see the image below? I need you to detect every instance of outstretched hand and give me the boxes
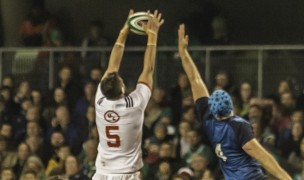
[178,24,189,50]
[122,9,134,31]
[143,10,165,34]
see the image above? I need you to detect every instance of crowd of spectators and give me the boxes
[0,63,303,180]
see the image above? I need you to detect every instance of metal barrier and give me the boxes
[0,45,303,97]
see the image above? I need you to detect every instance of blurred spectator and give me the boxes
[213,71,236,96]
[190,153,209,179]
[170,71,191,126]
[0,123,14,149]
[21,155,46,180]
[183,130,213,166]
[209,16,229,45]
[48,106,82,155]
[45,144,71,176]
[146,123,171,146]
[42,87,67,125]
[14,80,31,105]
[20,169,38,180]
[147,159,173,180]
[201,168,215,180]
[63,155,89,179]
[280,121,303,158]
[174,121,191,159]
[78,139,97,178]
[88,68,103,87]
[43,130,66,165]
[81,21,108,74]
[31,90,44,112]
[81,20,107,55]
[1,75,14,89]
[78,105,95,141]
[287,137,304,172]
[11,143,31,179]
[236,81,255,117]
[56,66,82,111]
[18,7,51,46]
[280,91,296,117]
[74,81,96,118]
[0,167,15,180]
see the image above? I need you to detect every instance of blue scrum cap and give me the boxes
[208,90,233,118]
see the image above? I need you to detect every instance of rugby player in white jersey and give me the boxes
[92,9,164,180]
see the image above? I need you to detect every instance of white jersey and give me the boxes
[94,83,151,174]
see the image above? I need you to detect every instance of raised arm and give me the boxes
[178,24,209,101]
[102,10,134,80]
[138,10,164,89]
[243,139,292,180]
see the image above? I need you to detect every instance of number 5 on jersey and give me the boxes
[106,126,121,147]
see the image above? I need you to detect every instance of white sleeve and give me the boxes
[130,83,152,109]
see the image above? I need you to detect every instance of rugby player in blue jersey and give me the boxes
[177,24,291,180]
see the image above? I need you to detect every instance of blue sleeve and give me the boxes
[230,120,255,147]
[195,97,211,123]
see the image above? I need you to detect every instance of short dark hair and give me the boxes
[100,72,123,100]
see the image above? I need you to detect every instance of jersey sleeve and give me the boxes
[230,121,255,147]
[195,97,211,123]
[131,83,152,108]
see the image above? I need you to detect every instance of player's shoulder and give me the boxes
[230,115,249,124]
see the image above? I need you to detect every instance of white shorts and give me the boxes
[92,171,141,180]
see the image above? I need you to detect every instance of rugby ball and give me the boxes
[127,12,154,35]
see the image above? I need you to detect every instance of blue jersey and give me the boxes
[196,97,265,180]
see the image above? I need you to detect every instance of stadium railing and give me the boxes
[0,45,303,97]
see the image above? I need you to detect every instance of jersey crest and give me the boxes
[104,111,120,123]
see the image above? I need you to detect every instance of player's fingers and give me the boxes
[159,19,165,26]
[185,35,189,42]
[129,9,134,16]
[154,9,158,18]
[157,13,162,21]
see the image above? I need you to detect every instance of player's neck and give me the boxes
[215,111,234,121]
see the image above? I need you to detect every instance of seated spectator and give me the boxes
[14,80,31,105]
[78,139,98,179]
[1,75,14,89]
[174,121,191,159]
[46,144,71,176]
[30,90,44,112]
[20,169,39,180]
[146,123,171,146]
[43,130,66,166]
[0,135,17,169]
[190,153,209,179]
[288,137,304,172]
[74,81,96,118]
[183,130,213,166]
[11,143,32,179]
[42,87,67,125]
[280,91,296,117]
[0,123,14,149]
[63,155,89,179]
[147,159,173,180]
[21,155,46,180]
[89,68,103,87]
[0,167,15,180]
[236,81,255,117]
[201,168,215,180]
[48,105,82,155]
[170,71,191,126]
[55,66,82,111]
[280,121,303,158]
[213,71,236,96]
